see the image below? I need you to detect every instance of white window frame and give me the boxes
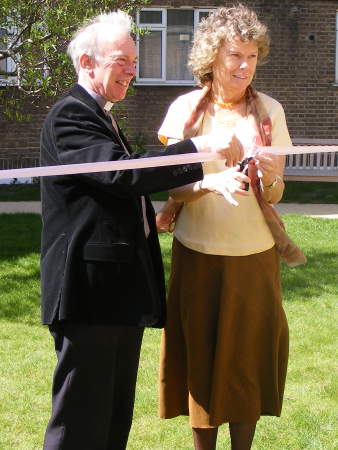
[0,25,17,86]
[136,8,166,83]
[135,8,214,86]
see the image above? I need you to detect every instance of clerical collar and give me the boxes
[77,82,113,112]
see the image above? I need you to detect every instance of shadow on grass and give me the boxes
[0,183,41,201]
[1,215,337,324]
[1,181,337,203]
[160,231,337,303]
[283,181,338,204]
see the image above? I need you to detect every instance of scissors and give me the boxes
[238,156,253,191]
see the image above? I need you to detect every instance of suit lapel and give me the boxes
[69,84,134,154]
[69,84,105,117]
[68,84,148,235]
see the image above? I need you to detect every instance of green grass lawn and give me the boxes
[0,214,337,449]
[0,180,338,203]
[0,184,41,202]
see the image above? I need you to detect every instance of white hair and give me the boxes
[67,10,134,73]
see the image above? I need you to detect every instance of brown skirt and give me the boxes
[159,239,289,428]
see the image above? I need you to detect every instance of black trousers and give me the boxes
[43,322,144,450]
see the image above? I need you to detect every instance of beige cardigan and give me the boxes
[158,90,292,256]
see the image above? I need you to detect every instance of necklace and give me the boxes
[212,96,245,110]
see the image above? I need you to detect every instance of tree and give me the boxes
[0,0,148,120]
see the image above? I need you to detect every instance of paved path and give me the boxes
[0,201,42,214]
[274,203,338,219]
[1,201,338,218]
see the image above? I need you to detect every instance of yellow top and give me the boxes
[158,90,292,256]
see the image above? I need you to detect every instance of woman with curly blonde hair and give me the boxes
[156,4,301,449]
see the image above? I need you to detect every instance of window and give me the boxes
[136,8,213,85]
[0,27,16,84]
[0,28,8,78]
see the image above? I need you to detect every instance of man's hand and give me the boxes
[191,133,244,167]
[200,167,250,206]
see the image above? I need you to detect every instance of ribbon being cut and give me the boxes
[0,145,336,180]
[1,145,337,268]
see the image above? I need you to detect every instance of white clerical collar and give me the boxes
[77,82,113,112]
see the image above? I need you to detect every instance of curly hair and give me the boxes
[189,4,270,85]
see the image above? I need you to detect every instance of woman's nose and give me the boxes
[239,60,249,69]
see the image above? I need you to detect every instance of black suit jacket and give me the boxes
[40,84,203,327]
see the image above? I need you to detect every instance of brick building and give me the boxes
[1,0,337,178]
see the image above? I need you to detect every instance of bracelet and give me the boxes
[262,175,281,189]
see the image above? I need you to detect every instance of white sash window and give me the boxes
[0,27,16,85]
[136,8,213,85]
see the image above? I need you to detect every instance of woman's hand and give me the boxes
[252,153,285,204]
[156,197,183,233]
[200,167,250,206]
[253,153,284,187]
[191,132,244,167]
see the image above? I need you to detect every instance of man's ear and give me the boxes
[79,53,95,71]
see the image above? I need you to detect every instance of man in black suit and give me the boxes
[40,10,246,450]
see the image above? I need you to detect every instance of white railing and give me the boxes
[285,139,338,180]
[0,155,39,170]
